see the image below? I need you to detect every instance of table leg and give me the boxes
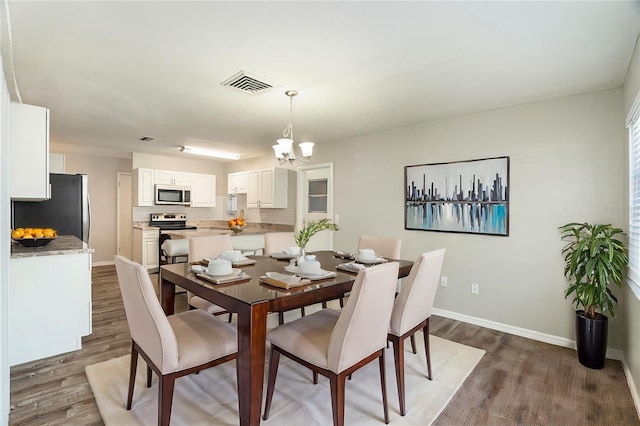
[160,277,175,316]
[236,301,269,426]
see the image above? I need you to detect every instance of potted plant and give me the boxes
[559,222,628,369]
[294,218,339,255]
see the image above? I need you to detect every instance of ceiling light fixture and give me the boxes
[273,90,314,164]
[180,146,241,160]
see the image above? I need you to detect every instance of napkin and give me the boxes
[336,262,366,273]
[260,272,311,289]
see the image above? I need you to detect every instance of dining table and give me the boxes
[159,250,413,426]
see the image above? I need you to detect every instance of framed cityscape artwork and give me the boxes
[405,156,509,236]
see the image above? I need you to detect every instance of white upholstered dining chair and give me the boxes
[263,232,296,255]
[262,262,400,426]
[387,248,445,416]
[358,235,402,259]
[263,232,307,323]
[114,255,238,426]
[329,235,403,308]
[188,234,234,317]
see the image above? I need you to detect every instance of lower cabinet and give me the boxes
[9,252,92,366]
[133,228,160,272]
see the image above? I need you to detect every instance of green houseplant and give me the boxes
[559,222,628,369]
[294,218,339,253]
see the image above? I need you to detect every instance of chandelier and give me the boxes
[273,90,314,164]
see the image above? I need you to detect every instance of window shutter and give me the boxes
[629,117,640,286]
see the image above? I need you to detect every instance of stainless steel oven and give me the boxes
[154,184,191,206]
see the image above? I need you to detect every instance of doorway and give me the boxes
[117,172,132,259]
[296,162,334,251]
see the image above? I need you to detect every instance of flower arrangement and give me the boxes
[294,218,339,250]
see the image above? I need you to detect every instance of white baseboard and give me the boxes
[622,355,640,420]
[431,308,624,361]
[92,260,114,267]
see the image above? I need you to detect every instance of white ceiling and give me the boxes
[3,1,640,161]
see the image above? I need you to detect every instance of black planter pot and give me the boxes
[575,310,608,369]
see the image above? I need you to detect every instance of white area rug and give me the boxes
[86,328,484,426]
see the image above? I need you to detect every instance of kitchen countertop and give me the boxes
[11,235,94,258]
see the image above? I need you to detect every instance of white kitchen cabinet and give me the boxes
[133,227,160,272]
[227,171,248,194]
[10,102,50,201]
[155,169,191,186]
[247,168,289,208]
[133,168,155,207]
[190,173,216,207]
[9,252,92,366]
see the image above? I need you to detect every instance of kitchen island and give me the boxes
[9,235,94,366]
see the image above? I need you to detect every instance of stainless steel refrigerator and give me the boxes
[12,173,90,243]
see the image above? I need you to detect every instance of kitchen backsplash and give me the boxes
[132,194,295,225]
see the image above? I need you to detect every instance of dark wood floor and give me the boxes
[9,265,640,425]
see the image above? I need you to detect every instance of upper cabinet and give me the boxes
[133,168,216,208]
[191,173,216,207]
[10,103,50,201]
[155,169,191,186]
[247,168,289,208]
[227,172,248,194]
[133,168,155,207]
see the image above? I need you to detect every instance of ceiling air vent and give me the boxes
[138,136,155,142]
[221,70,277,94]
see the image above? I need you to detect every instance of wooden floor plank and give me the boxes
[8,265,639,425]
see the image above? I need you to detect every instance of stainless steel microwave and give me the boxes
[154,185,191,206]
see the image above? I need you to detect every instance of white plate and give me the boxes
[354,256,386,265]
[271,252,299,260]
[204,268,241,278]
[284,265,336,279]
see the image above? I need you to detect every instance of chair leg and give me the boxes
[339,297,344,308]
[330,372,346,426]
[322,301,327,308]
[278,311,284,325]
[301,306,306,317]
[127,342,138,410]
[379,350,390,424]
[424,318,432,380]
[313,371,318,384]
[158,374,176,426]
[262,347,281,420]
[146,364,152,388]
[391,335,407,416]
[228,312,233,323]
[410,334,417,354]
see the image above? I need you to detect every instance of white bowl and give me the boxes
[283,246,301,256]
[357,249,376,261]
[207,258,233,276]
[298,255,322,275]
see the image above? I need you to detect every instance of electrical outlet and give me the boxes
[440,276,448,287]
[471,283,480,295]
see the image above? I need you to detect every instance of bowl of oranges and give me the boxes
[12,227,57,247]
[228,217,247,233]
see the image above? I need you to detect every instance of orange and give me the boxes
[43,229,55,238]
[11,229,24,239]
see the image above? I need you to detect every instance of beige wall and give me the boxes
[623,37,640,412]
[297,89,625,348]
[63,153,132,263]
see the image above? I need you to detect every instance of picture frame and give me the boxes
[405,156,509,236]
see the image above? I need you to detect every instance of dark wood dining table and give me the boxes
[159,250,413,426]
